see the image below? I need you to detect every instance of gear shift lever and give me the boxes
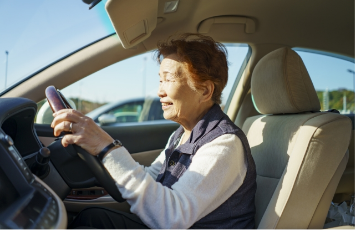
[30,147,51,179]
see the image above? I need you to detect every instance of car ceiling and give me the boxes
[142,0,354,58]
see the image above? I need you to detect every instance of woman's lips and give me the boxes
[161,102,173,109]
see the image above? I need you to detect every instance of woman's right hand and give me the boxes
[51,109,114,156]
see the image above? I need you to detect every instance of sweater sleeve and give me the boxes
[102,134,246,229]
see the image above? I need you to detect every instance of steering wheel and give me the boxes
[45,85,125,202]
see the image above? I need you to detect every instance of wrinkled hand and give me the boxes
[51,109,114,156]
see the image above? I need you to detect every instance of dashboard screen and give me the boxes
[0,167,20,213]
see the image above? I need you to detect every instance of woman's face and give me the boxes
[157,54,202,127]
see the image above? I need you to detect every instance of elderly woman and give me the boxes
[51,33,256,229]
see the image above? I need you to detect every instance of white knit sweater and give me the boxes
[102,133,246,229]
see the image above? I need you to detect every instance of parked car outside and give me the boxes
[86,97,165,125]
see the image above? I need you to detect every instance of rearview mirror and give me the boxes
[82,0,102,10]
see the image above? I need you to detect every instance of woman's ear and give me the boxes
[200,80,214,103]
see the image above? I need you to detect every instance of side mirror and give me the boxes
[98,114,116,125]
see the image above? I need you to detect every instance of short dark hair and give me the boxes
[155,33,228,104]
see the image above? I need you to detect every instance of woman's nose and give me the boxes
[157,84,167,98]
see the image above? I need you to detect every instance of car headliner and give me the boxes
[142,0,354,58]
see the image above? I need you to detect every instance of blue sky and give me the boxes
[1,0,354,105]
[0,0,114,91]
[297,51,354,92]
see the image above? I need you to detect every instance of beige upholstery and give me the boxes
[243,47,352,228]
[131,149,162,167]
[308,151,349,228]
[251,47,320,114]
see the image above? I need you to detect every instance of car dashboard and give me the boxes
[0,98,67,229]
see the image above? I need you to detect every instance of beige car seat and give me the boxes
[242,47,352,228]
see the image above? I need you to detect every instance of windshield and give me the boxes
[0,0,114,94]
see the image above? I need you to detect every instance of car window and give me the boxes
[35,44,250,125]
[294,49,354,114]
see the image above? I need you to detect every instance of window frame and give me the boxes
[223,45,252,113]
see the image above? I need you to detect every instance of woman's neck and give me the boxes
[180,102,214,144]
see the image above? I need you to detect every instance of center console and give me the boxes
[0,98,67,229]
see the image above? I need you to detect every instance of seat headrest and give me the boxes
[251,47,320,114]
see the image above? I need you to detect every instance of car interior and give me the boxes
[0,0,354,229]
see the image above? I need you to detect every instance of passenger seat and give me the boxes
[241,47,352,228]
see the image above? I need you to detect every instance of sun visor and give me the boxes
[105,0,158,49]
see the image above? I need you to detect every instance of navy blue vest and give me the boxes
[156,104,257,229]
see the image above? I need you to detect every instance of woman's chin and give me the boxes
[163,112,175,122]
[163,113,172,120]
